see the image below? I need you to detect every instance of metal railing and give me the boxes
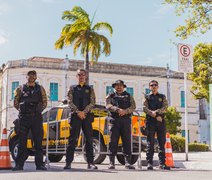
[45,109,145,169]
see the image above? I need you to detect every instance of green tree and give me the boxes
[55,6,113,83]
[188,43,212,101]
[164,0,212,39]
[165,106,181,135]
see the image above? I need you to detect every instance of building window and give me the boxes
[12,81,19,100]
[181,91,185,107]
[126,87,134,96]
[199,99,207,119]
[145,88,151,95]
[50,83,58,101]
[106,86,114,95]
[181,130,190,143]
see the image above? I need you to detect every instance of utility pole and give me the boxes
[64,54,69,100]
[166,64,171,106]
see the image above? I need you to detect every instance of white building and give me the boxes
[0,56,209,144]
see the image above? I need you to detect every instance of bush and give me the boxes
[169,135,210,152]
[188,143,209,152]
[165,107,181,135]
[170,134,185,152]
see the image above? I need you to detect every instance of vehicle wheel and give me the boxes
[9,138,20,161]
[9,138,30,161]
[116,154,139,165]
[83,138,107,164]
[48,154,63,162]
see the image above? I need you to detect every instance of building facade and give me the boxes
[0,56,208,144]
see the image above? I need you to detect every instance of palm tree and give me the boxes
[55,6,113,84]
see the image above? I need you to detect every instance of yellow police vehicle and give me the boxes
[8,103,147,165]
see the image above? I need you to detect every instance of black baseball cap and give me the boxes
[27,70,37,75]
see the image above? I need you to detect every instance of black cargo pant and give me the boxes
[15,113,44,168]
[66,113,94,164]
[146,121,166,165]
[109,116,131,157]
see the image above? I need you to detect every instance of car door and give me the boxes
[59,107,71,146]
[42,108,59,147]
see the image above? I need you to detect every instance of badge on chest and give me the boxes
[22,91,29,97]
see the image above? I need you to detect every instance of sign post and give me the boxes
[210,84,212,150]
[178,43,194,161]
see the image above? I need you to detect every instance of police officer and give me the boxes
[106,80,136,170]
[64,69,97,170]
[143,80,170,170]
[12,70,47,171]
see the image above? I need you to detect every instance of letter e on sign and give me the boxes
[178,43,193,73]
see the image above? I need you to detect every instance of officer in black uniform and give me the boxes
[64,69,97,170]
[106,80,136,170]
[143,80,170,170]
[12,70,47,171]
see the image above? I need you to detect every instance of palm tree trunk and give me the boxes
[84,48,89,85]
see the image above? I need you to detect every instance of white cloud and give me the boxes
[0,34,8,45]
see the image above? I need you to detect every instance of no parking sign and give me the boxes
[177,43,194,160]
[178,43,194,73]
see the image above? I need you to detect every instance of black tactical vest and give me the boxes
[146,93,165,123]
[19,83,42,113]
[72,85,91,111]
[110,91,131,118]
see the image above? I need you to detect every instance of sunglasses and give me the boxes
[77,74,86,76]
[150,84,158,87]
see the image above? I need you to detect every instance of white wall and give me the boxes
[0,66,201,143]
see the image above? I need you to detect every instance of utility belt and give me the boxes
[146,115,165,124]
[110,112,131,119]
[69,112,95,123]
[19,101,42,114]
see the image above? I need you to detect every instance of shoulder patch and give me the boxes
[158,97,163,102]
[85,89,90,93]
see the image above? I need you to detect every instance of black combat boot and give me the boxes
[159,164,171,170]
[124,155,135,170]
[64,163,71,170]
[36,165,47,171]
[87,163,98,170]
[12,164,23,171]
[147,163,153,170]
[108,156,115,169]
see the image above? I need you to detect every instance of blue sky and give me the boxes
[0,0,211,70]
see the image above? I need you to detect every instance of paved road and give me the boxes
[0,152,212,180]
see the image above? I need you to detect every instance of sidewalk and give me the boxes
[72,151,212,171]
[9,151,212,171]
[173,152,212,170]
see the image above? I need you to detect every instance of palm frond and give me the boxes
[64,31,81,47]
[62,11,78,22]
[62,6,90,25]
[73,37,82,56]
[61,24,72,35]
[70,20,90,32]
[98,34,111,56]
[92,22,113,36]
[55,35,65,49]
